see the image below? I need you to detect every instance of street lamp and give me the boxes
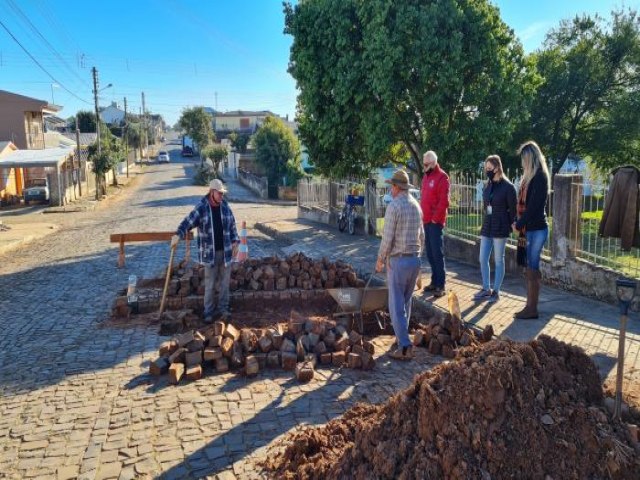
[614,277,636,419]
[50,83,59,105]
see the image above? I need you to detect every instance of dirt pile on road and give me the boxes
[264,335,639,479]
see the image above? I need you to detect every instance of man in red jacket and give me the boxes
[420,150,450,297]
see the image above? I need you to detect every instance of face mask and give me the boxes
[486,171,496,181]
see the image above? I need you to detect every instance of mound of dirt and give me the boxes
[264,335,639,479]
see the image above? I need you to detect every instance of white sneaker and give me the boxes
[473,289,492,301]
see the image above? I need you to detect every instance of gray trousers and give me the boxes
[204,250,231,318]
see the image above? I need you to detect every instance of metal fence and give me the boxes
[444,173,554,256]
[298,178,365,216]
[298,178,330,210]
[571,180,640,278]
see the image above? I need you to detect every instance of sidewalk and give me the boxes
[223,175,297,206]
[253,217,640,405]
[0,165,143,255]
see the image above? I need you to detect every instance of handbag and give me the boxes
[517,231,527,267]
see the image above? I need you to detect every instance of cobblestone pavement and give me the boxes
[0,154,446,480]
[256,218,640,402]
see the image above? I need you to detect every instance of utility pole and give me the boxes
[124,97,129,178]
[92,66,101,200]
[75,115,82,197]
[141,92,148,163]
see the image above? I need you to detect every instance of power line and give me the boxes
[5,0,90,89]
[0,18,91,104]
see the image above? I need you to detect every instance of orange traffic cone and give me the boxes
[237,221,248,262]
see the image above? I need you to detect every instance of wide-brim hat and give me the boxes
[385,169,414,190]
[209,178,228,193]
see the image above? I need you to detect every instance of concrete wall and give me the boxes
[443,234,638,309]
[278,186,297,201]
[298,206,331,225]
[238,168,268,199]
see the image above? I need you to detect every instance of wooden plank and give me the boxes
[109,231,194,243]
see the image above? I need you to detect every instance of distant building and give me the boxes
[558,157,606,196]
[0,90,61,150]
[99,102,126,125]
[212,110,273,137]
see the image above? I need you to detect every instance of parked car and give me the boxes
[181,145,194,157]
[158,150,170,163]
[23,178,49,205]
[381,188,421,205]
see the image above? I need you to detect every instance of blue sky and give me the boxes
[0,0,633,126]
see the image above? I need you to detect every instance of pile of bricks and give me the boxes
[166,253,363,297]
[150,316,376,384]
[411,314,494,358]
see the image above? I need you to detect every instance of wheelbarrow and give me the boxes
[327,273,388,333]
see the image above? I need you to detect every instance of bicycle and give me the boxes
[338,194,365,235]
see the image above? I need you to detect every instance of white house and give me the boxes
[99,102,126,125]
[558,157,605,196]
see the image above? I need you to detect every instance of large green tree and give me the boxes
[178,107,215,162]
[284,0,535,177]
[528,10,640,173]
[253,116,302,197]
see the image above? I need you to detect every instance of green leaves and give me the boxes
[285,0,533,177]
[527,9,640,173]
[178,107,214,153]
[253,116,302,189]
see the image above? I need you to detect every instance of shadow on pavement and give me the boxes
[0,243,171,395]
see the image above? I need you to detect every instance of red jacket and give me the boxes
[420,165,450,226]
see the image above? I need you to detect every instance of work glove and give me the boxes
[171,234,180,248]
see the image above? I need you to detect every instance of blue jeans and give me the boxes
[204,250,231,317]
[479,236,507,293]
[424,223,446,288]
[526,228,548,271]
[387,256,421,348]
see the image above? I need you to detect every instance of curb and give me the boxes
[253,222,294,245]
[227,196,297,207]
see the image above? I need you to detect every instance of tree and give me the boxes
[253,116,302,198]
[202,145,228,174]
[88,127,124,197]
[527,9,640,173]
[76,110,97,133]
[124,122,143,159]
[228,132,250,153]
[178,107,215,163]
[284,0,535,178]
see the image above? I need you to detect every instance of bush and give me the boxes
[194,164,217,186]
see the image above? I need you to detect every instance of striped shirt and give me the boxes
[378,191,424,261]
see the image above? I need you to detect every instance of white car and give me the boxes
[382,188,421,205]
[23,178,50,205]
[158,151,170,163]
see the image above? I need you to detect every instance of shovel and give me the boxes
[158,242,177,319]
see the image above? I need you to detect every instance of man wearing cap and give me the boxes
[172,179,239,323]
[420,150,450,298]
[376,169,424,360]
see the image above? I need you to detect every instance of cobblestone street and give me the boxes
[0,157,436,480]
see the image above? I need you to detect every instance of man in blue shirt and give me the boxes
[172,179,240,323]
